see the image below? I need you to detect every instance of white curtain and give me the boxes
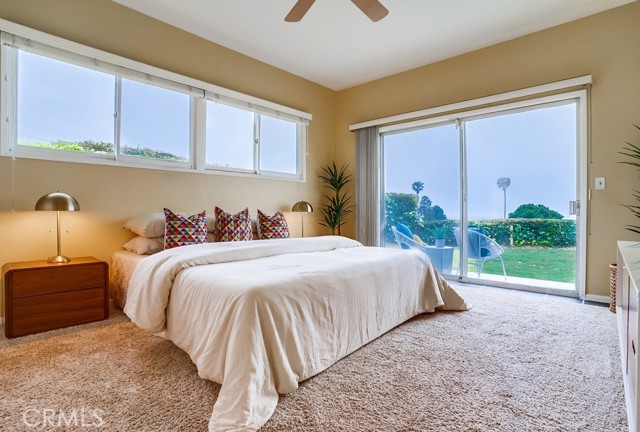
[355,126,380,246]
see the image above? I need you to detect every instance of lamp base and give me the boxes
[47,255,71,263]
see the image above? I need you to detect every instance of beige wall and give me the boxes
[1,0,639,317]
[0,0,336,314]
[335,1,640,297]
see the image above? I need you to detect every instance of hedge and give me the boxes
[385,218,576,248]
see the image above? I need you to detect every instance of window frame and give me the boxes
[0,19,311,182]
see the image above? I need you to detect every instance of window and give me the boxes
[259,114,298,175]
[119,78,191,162]
[1,22,311,180]
[205,101,254,170]
[17,51,114,155]
[204,98,303,177]
[8,48,192,166]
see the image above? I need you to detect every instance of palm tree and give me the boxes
[411,181,424,197]
[496,177,511,219]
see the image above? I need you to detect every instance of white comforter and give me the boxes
[124,236,469,431]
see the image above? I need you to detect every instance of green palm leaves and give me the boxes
[620,125,640,235]
[319,162,353,235]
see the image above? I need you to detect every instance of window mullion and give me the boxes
[113,76,121,160]
[459,119,468,279]
[193,96,205,171]
[254,113,260,174]
[298,125,305,181]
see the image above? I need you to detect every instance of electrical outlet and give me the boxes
[595,177,606,190]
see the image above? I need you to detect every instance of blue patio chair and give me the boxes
[454,227,507,279]
[391,225,453,274]
[391,225,430,252]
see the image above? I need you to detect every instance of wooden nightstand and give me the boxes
[2,257,109,338]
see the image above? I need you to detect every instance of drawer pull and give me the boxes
[633,340,636,356]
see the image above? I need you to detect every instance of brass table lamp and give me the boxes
[35,191,80,263]
[292,200,313,237]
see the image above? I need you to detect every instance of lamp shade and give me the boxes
[35,192,80,212]
[292,200,313,213]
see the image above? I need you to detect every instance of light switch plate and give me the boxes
[595,177,606,190]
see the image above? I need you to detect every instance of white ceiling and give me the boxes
[112,0,634,91]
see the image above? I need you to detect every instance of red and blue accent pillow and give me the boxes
[257,210,290,240]
[163,208,208,249]
[215,207,252,242]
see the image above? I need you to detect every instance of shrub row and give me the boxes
[385,218,576,248]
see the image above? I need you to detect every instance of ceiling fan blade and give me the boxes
[285,0,316,22]
[351,0,389,22]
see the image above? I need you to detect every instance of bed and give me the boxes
[122,236,469,431]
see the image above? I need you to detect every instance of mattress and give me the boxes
[110,250,149,309]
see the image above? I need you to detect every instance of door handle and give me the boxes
[569,200,580,216]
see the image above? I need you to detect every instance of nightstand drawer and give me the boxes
[11,287,107,337]
[11,263,106,298]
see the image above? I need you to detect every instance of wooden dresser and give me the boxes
[2,257,109,338]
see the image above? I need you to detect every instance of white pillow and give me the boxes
[122,236,164,255]
[123,212,216,237]
[122,213,165,237]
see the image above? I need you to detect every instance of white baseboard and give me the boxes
[584,294,610,304]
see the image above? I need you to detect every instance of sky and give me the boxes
[383,102,577,221]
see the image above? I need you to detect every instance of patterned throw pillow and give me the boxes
[257,210,290,240]
[215,207,252,242]
[163,208,207,249]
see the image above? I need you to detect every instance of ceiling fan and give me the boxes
[285,0,389,22]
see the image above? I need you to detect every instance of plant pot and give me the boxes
[435,239,445,248]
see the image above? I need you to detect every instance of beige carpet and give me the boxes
[0,285,627,431]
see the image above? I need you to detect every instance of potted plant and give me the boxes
[429,225,450,247]
[319,162,353,235]
[612,124,640,313]
[620,124,640,234]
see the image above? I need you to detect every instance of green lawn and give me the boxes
[386,242,576,283]
[457,247,576,283]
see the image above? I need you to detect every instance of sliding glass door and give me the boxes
[381,93,586,296]
[465,102,578,290]
[382,122,460,276]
